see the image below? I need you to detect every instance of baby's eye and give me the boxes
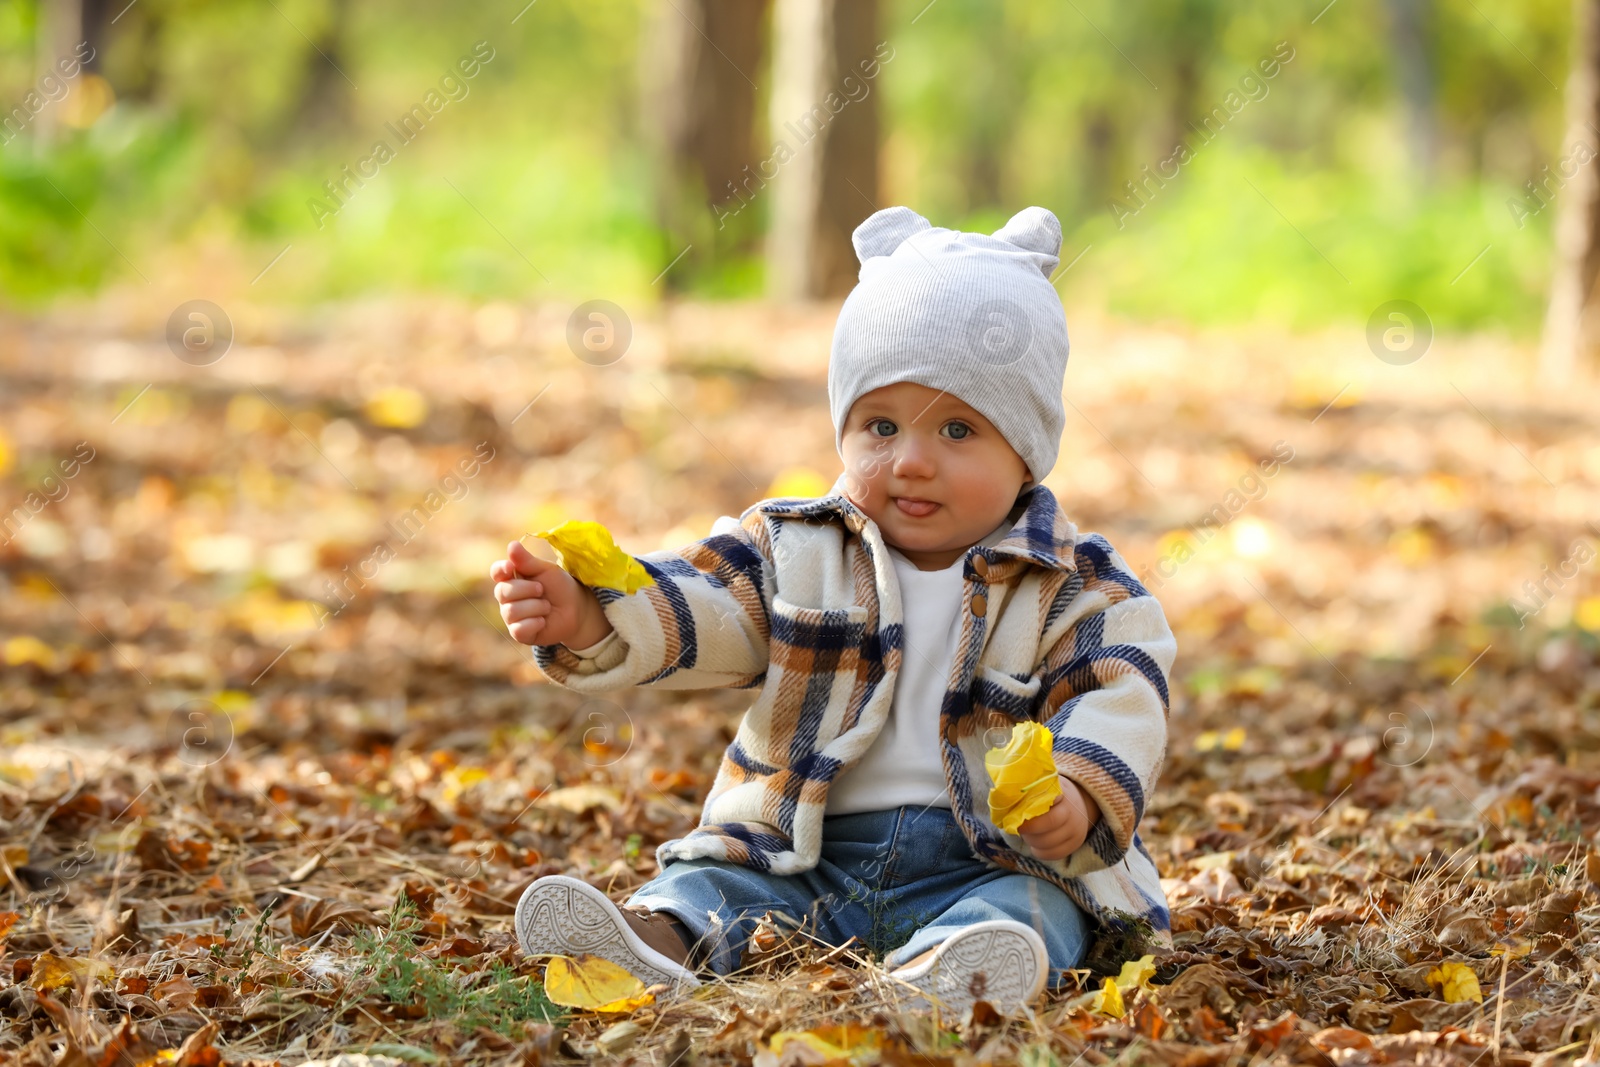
[868,418,898,437]
[941,421,972,440]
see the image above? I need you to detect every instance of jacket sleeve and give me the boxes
[531,509,773,692]
[1035,534,1175,878]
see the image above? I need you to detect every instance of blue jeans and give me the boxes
[626,804,1092,988]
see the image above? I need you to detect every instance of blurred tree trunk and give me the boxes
[766,0,879,301]
[102,0,165,103]
[1081,106,1118,211]
[1386,0,1437,181]
[32,0,88,148]
[961,49,1022,215]
[285,0,356,143]
[1538,0,1600,385]
[641,0,770,292]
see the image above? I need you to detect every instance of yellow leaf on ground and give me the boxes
[1489,940,1532,960]
[1426,961,1483,1004]
[770,1024,881,1059]
[1576,596,1600,633]
[543,954,654,1012]
[29,953,116,991]
[440,765,489,805]
[1091,975,1126,1017]
[1194,727,1247,753]
[985,722,1062,833]
[0,912,19,940]
[4,636,58,671]
[365,386,429,428]
[535,520,655,595]
[1114,953,1158,992]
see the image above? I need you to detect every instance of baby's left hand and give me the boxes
[1016,775,1101,860]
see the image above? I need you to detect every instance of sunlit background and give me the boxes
[0,0,1578,330]
[3,3,1600,1060]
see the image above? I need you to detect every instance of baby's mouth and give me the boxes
[893,496,940,518]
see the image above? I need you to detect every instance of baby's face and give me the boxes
[840,382,1032,570]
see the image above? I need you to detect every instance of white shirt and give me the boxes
[825,522,1012,815]
[569,518,1010,817]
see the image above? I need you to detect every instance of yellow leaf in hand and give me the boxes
[535,521,656,595]
[543,954,655,1013]
[1426,961,1483,1004]
[985,721,1062,834]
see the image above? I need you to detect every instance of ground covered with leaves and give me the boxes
[2,297,1599,1065]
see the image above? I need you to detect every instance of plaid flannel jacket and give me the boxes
[532,477,1177,949]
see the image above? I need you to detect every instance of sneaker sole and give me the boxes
[887,919,1048,1015]
[514,874,702,991]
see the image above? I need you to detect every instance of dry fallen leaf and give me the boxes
[538,783,625,814]
[153,973,200,1008]
[985,721,1062,833]
[535,520,656,594]
[28,952,116,990]
[543,953,655,1013]
[1426,961,1483,1004]
[289,897,385,938]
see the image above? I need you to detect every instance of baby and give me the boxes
[490,205,1177,1014]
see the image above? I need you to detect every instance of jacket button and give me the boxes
[971,593,988,617]
[972,554,989,577]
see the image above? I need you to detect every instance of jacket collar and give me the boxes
[758,473,1079,573]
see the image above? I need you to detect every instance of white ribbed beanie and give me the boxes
[828,205,1070,483]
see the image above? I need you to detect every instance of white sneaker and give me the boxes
[886,919,1049,1015]
[514,874,702,992]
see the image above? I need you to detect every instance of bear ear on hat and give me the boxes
[852,206,932,264]
[992,207,1063,276]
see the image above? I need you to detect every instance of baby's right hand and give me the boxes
[491,540,614,648]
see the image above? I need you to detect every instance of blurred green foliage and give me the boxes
[0,0,1574,333]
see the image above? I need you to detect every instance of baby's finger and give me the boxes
[508,539,560,579]
[1017,800,1065,833]
[1028,821,1076,845]
[490,559,516,583]
[494,578,544,603]
[1030,841,1072,861]
[501,598,551,625]
[508,616,547,644]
